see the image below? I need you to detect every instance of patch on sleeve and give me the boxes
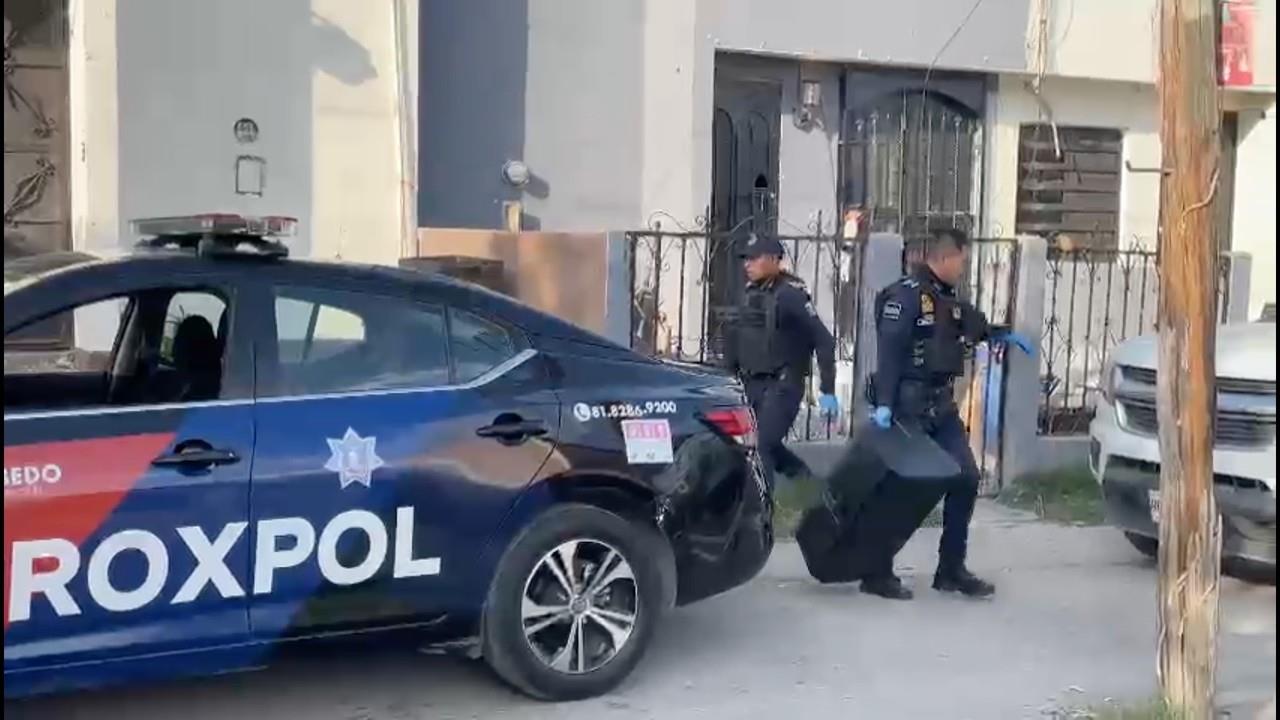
[882,301,902,320]
[804,301,818,317]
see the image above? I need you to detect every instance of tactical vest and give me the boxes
[735,284,781,375]
[922,288,966,377]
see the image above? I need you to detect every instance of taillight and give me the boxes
[704,407,757,446]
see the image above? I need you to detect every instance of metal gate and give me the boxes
[4,0,71,348]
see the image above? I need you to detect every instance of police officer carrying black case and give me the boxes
[796,228,1035,600]
[862,228,1035,599]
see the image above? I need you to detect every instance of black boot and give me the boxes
[932,566,995,598]
[860,574,913,600]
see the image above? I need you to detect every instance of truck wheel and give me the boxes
[481,504,668,701]
[1125,531,1159,560]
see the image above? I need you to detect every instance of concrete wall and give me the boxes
[640,0,711,229]
[704,0,1029,74]
[1035,0,1159,85]
[71,0,412,265]
[1231,105,1278,317]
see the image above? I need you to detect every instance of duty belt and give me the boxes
[897,379,956,421]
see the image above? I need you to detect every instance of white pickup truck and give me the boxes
[1089,309,1276,569]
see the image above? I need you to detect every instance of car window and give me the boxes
[449,308,519,383]
[276,296,366,365]
[3,297,127,378]
[4,288,231,413]
[271,288,450,396]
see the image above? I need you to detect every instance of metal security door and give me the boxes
[709,77,781,307]
[841,90,981,238]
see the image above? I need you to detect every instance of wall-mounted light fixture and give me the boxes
[794,78,822,130]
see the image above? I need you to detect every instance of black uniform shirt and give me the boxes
[872,266,992,408]
[726,272,837,394]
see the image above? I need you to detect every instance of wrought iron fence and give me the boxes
[1038,247,1235,435]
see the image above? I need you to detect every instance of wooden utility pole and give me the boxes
[1155,0,1222,718]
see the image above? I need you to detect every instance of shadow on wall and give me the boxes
[116,0,380,257]
[309,11,378,86]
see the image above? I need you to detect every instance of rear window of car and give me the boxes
[269,287,454,396]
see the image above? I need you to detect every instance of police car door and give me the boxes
[4,278,254,672]
[248,282,557,638]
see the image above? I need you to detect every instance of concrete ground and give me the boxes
[10,502,1275,720]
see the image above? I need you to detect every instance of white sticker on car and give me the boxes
[621,419,675,464]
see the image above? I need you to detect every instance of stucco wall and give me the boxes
[1232,105,1278,316]
[71,0,412,265]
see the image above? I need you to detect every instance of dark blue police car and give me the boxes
[3,214,771,701]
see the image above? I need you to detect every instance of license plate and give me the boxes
[1148,490,1161,524]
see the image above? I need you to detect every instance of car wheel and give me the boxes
[1125,531,1158,560]
[482,504,668,701]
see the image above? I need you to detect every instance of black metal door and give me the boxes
[709,77,781,307]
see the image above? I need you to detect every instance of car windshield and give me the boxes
[3,251,100,295]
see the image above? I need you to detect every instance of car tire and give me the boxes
[481,503,669,701]
[1125,531,1159,560]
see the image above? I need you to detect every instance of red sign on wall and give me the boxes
[1220,0,1256,87]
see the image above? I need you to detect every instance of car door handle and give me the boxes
[476,419,548,441]
[152,445,241,468]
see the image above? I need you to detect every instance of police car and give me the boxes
[3,214,771,701]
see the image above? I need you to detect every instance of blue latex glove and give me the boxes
[871,406,893,430]
[993,329,1036,357]
[818,394,840,418]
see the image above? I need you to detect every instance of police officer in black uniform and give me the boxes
[862,228,1034,600]
[727,235,844,486]
[725,235,839,490]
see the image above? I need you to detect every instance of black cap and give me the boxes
[739,235,785,259]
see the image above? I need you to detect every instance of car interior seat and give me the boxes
[171,315,222,401]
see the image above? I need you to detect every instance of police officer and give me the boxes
[725,235,839,490]
[862,228,1034,600]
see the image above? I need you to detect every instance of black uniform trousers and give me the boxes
[929,407,982,572]
[743,373,810,489]
[864,395,982,579]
